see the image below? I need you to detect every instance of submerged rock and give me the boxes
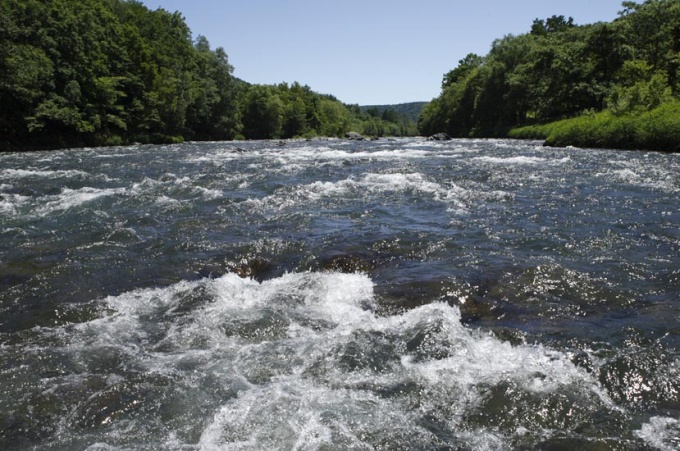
[229,258,275,280]
[198,257,274,282]
[320,254,378,273]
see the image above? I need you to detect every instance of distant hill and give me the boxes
[360,102,428,122]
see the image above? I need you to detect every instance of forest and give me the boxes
[361,102,428,123]
[0,0,417,151]
[419,0,680,152]
[3,0,680,152]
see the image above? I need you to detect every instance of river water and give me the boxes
[0,138,678,450]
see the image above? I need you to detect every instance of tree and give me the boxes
[186,36,238,140]
[317,98,350,137]
[442,53,483,88]
[0,0,419,150]
[241,85,283,139]
[381,108,399,123]
[420,0,680,138]
[282,96,308,138]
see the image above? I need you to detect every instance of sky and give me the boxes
[139,0,625,105]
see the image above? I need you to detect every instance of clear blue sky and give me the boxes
[139,0,625,105]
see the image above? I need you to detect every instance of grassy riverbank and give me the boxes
[509,101,680,152]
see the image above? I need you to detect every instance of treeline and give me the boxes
[361,102,427,123]
[0,0,415,151]
[419,0,680,151]
[241,83,419,140]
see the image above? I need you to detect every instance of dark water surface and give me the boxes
[0,138,678,450]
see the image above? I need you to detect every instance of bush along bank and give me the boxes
[509,101,680,153]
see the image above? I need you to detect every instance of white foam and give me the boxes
[243,172,470,214]
[188,143,464,170]
[154,195,179,206]
[129,174,223,201]
[474,156,571,165]
[0,191,30,214]
[596,165,680,193]
[362,172,441,193]
[611,168,640,181]
[0,168,90,179]
[635,416,680,451]
[44,268,618,448]
[37,187,125,215]
[193,296,606,448]
[0,200,15,214]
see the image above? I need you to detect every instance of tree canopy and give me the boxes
[0,0,417,151]
[1,0,241,149]
[418,0,680,145]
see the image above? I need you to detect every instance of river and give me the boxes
[1,138,678,450]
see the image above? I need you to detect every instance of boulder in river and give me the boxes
[427,133,452,141]
[345,131,365,141]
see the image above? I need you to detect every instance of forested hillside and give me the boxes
[360,102,427,122]
[0,0,414,151]
[419,0,680,151]
[7,0,677,152]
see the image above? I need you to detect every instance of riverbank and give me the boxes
[509,100,680,153]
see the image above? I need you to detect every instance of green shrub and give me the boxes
[510,100,680,152]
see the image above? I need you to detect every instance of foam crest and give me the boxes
[474,156,571,165]
[377,303,603,398]
[361,172,441,193]
[189,144,462,168]
[78,272,375,350]
[597,164,680,193]
[200,272,376,342]
[62,273,598,449]
[635,416,680,451]
[243,172,470,214]
[0,188,31,214]
[37,187,125,215]
[30,266,617,449]
[0,168,90,179]
[198,380,415,450]
[609,168,641,182]
[130,174,224,202]
[193,296,608,449]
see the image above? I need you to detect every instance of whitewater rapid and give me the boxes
[0,138,678,450]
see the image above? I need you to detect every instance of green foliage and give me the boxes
[316,99,350,137]
[0,0,239,150]
[241,85,284,139]
[0,0,417,150]
[531,15,575,36]
[442,54,484,89]
[607,61,673,114]
[357,103,421,137]
[421,0,680,151]
[510,100,680,152]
